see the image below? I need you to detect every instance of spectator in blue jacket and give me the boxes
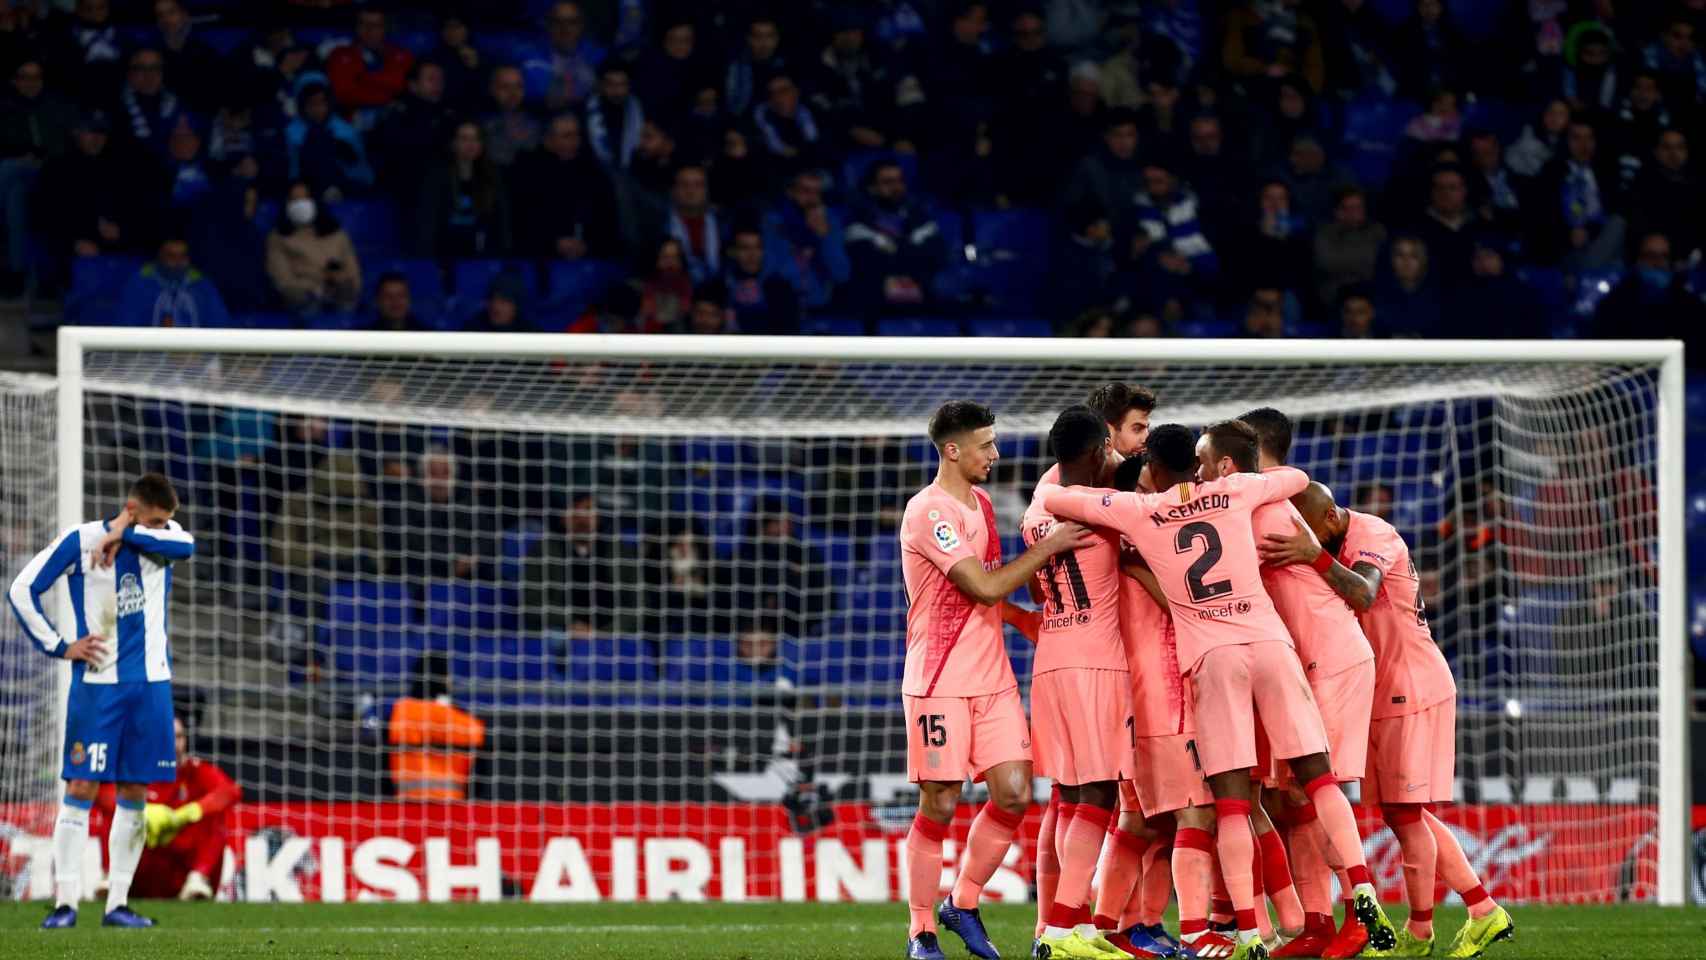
[520,1,606,111]
[752,74,827,176]
[845,160,944,310]
[1132,158,1219,309]
[724,224,799,334]
[285,73,373,199]
[763,169,850,310]
[1643,15,1706,113]
[117,234,231,327]
[584,61,644,170]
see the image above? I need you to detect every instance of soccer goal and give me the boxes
[0,330,1687,907]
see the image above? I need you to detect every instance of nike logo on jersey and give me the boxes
[1405,782,1425,792]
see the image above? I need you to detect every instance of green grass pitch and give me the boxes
[0,901,1699,958]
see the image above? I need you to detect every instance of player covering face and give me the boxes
[898,400,1095,960]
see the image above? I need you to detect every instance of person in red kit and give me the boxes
[96,715,241,900]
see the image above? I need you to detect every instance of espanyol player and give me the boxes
[9,473,194,929]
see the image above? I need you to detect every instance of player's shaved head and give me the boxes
[927,399,995,449]
[1239,407,1292,465]
[1050,405,1107,463]
[1144,423,1197,485]
[1204,419,1260,473]
[1292,481,1345,546]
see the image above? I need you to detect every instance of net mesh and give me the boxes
[2,345,1668,904]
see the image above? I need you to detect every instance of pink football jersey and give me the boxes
[1042,467,1308,674]
[1338,509,1457,719]
[899,483,1015,698]
[1022,490,1129,676]
[1120,569,1187,736]
[1254,500,1375,679]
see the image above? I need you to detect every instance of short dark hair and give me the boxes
[1103,107,1139,132]
[377,271,409,292]
[130,472,179,512]
[928,400,995,448]
[1049,405,1107,464]
[1145,424,1197,476]
[1238,407,1293,463]
[1204,419,1260,473]
[1112,452,1147,493]
[1086,382,1158,427]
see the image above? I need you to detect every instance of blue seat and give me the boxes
[565,636,656,706]
[425,581,520,633]
[453,259,540,301]
[329,199,400,256]
[800,314,866,336]
[968,316,1053,337]
[782,636,848,687]
[1176,318,1240,338]
[1516,267,1567,317]
[448,635,559,684]
[233,312,296,329]
[543,259,625,316]
[318,580,420,682]
[66,256,144,326]
[970,208,1051,310]
[878,316,963,337]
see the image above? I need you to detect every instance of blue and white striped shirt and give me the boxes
[8,519,194,684]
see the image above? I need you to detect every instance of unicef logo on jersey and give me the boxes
[116,573,146,618]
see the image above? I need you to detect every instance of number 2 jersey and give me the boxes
[1339,509,1456,719]
[1042,467,1309,676]
[1021,489,1128,677]
[899,482,1015,698]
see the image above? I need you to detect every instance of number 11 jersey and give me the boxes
[1021,488,1128,677]
[1042,467,1310,676]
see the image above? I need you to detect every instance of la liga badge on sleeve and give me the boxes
[933,520,961,553]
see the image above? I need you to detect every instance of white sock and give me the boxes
[53,798,91,908]
[1075,923,1101,938]
[1042,924,1074,939]
[105,800,146,914]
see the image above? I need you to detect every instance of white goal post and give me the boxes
[18,329,1691,905]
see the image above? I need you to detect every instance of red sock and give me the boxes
[906,813,947,937]
[952,803,1025,909]
[1035,794,1061,938]
[1051,804,1113,925]
[1093,828,1148,931]
[1214,800,1258,935]
[1173,826,1215,935]
[1385,804,1436,936]
[1423,809,1496,919]
[1259,823,1305,933]
[1305,774,1370,885]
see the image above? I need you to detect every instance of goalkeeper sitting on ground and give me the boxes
[96,715,242,900]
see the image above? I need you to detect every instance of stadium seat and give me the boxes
[781,636,848,687]
[1516,267,1567,318]
[329,199,402,258]
[564,636,656,706]
[448,635,560,685]
[318,580,422,683]
[877,316,963,337]
[543,259,625,320]
[425,581,521,633]
[969,208,1051,311]
[968,316,1053,337]
[800,315,866,336]
[66,256,144,326]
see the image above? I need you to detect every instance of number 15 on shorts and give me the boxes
[917,713,948,747]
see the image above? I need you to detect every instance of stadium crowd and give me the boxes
[0,0,1704,349]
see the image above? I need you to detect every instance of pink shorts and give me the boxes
[1363,699,1456,805]
[1031,668,1133,786]
[905,686,1031,783]
[1189,641,1328,778]
[1131,732,1213,816]
[1268,660,1376,786]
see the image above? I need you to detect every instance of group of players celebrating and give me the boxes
[897,385,1517,960]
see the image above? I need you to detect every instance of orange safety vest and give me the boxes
[387,697,485,800]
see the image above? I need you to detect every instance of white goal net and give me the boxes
[0,332,1688,906]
